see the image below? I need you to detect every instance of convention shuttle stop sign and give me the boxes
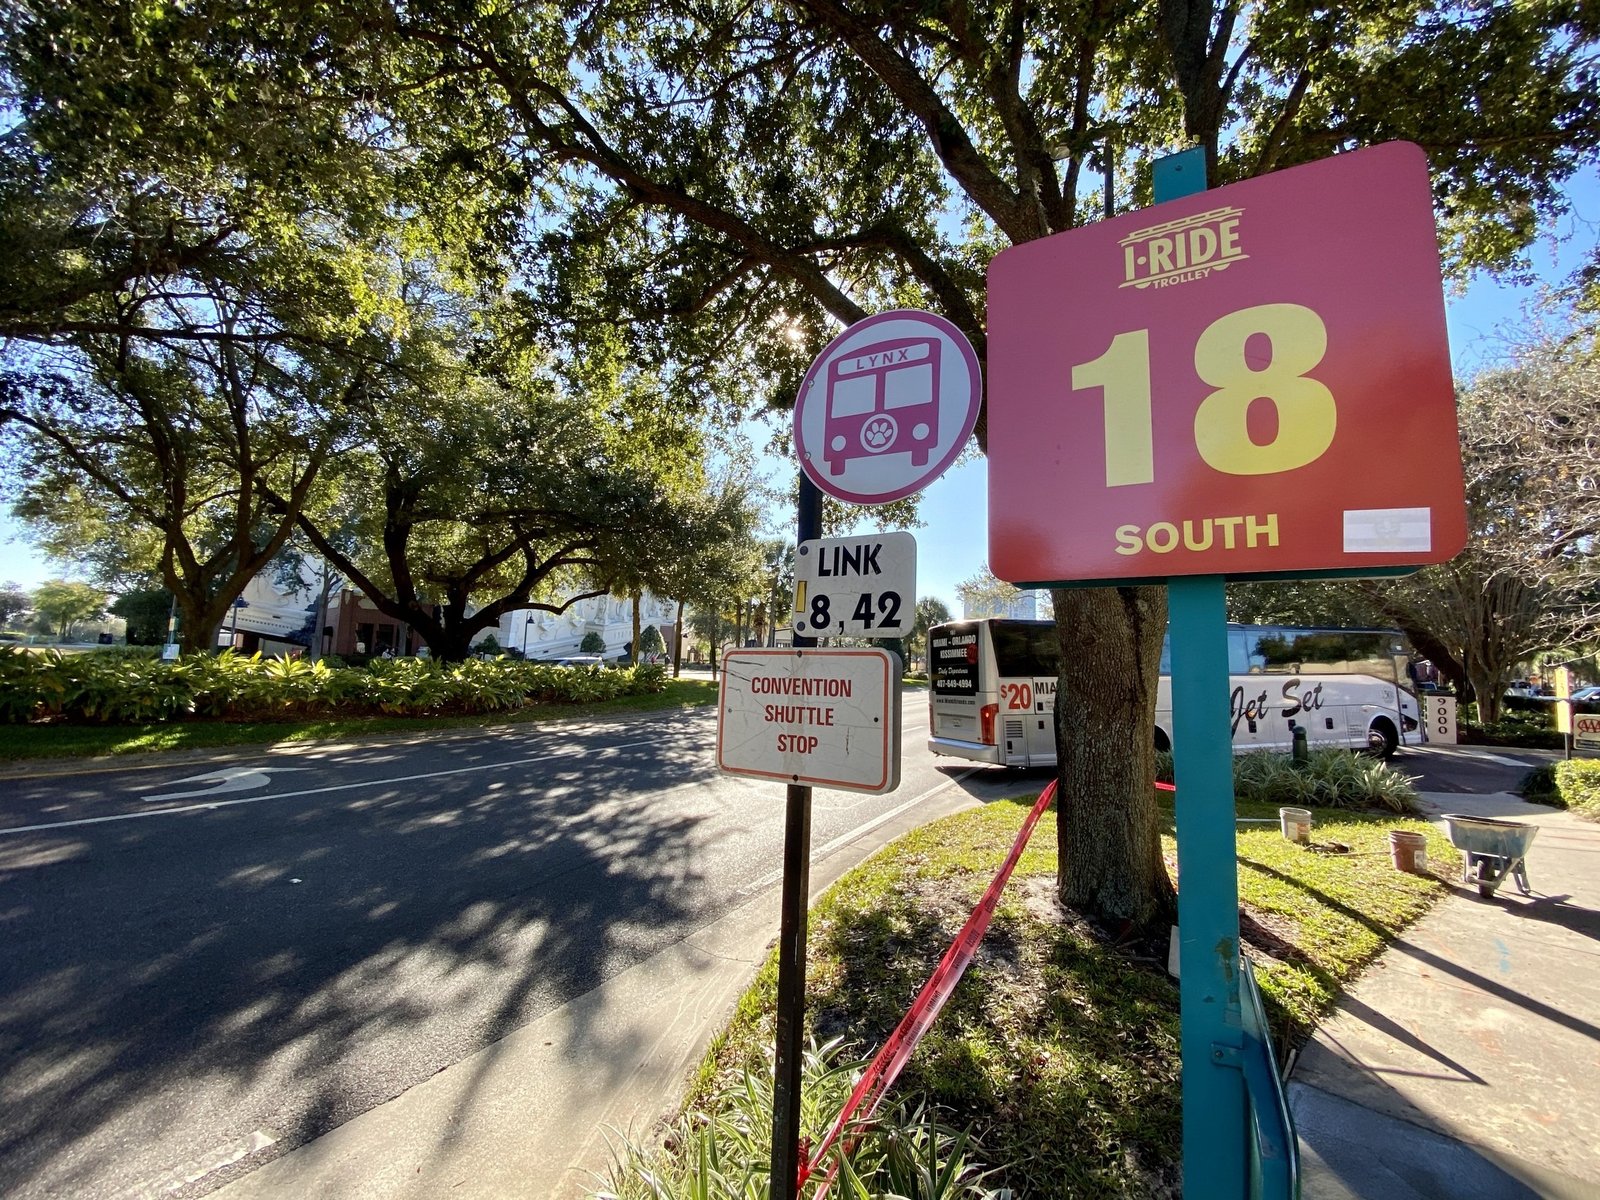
[717,648,902,793]
[987,140,1468,585]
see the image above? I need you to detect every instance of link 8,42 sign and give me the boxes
[986,141,1468,585]
[793,532,916,638]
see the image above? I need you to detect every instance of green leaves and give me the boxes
[0,645,670,725]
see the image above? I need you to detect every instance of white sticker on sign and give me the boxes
[1343,507,1432,554]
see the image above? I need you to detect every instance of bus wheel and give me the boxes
[1367,718,1399,758]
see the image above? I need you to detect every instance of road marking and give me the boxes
[737,766,980,896]
[121,1128,279,1198]
[0,738,661,838]
[1406,745,1532,767]
[141,766,310,803]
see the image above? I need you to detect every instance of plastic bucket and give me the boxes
[1279,807,1313,845]
[1389,830,1428,874]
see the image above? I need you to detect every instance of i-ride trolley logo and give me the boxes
[1120,206,1247,290]
[795,310,981,506]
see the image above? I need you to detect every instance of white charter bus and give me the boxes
[927,619,1420,769]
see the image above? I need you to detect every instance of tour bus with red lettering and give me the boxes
[927,619,1420,768]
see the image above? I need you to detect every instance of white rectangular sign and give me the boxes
[717,648,901,793]
[793,531,916,638]
[1423,693,1456,744]
[1576,712,1600,756]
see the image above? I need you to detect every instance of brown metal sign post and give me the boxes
[768,473,821,1200]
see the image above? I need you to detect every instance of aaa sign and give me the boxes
[987,141,1468,585]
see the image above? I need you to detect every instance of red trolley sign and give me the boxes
[986,141,1468,585]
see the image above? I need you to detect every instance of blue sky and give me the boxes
[3,165,1597,608]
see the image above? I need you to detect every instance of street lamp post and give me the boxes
[523,614,535,658]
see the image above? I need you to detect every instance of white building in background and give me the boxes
[488,592,678,660]
[962,589,1044,621]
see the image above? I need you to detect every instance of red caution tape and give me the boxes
[798,780,1057,1194]
[1156,781,1175,792]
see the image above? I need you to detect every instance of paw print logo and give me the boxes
[861,413,897,452]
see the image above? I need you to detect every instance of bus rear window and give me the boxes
[930,623,981,696]
[991,621,1058,677]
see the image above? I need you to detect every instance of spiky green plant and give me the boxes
[592,1042,1003,1200]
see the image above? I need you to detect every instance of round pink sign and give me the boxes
[794,310,982,505]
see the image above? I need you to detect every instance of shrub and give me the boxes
[1553,759,1600,819]
[1154,747,1417,813]
[1234,749,1419,813]
[638,624,665,656]
[0,645,54,722]
[629,663,669,693]
[580,630,607,654]
[0,647,684,727]
[1519,762,1562,806]
[1457,702,1565,749]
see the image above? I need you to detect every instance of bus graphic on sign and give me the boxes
[822,336,941,475]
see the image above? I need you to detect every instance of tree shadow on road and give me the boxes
[0,722,729,1198]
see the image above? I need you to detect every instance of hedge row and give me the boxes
[1521,758,1600,818]
[0,647,668,725]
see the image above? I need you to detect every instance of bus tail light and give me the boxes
[979,703,999,745]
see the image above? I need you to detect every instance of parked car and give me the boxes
[1568,686,1600,704]
[552,654,606,668]
[1504,681,1538,698]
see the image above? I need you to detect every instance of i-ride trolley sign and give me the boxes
[986,141,1468,585]
[794,310,982,505]
[717,648,901,793]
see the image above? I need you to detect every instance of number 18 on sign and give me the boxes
[793,531,916,638]
[987,141,1467,584]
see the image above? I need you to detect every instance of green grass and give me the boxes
[1232,796,1456,1046]
[692,788,1457,1198]
[0,678,719,763]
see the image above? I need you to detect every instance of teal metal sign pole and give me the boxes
[1154,146,1248,1199]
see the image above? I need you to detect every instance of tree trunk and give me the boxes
[432,628,479,662]
[174,592,232,656]
[1053,584,1176,929]
[1469,665,1502,723]
[310,565,333,663]
[673,599,685,676]
[631,591,642,664]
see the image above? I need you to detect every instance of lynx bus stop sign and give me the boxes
[794,309,981,506]
[987,142,1469,1200]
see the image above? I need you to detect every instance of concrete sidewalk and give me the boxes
[1290,789,1600,1198]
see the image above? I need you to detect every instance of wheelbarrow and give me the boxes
[1441,813,1539,899]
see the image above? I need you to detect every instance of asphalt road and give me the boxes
[1388,739,1555,795]
[0,691,1043,1200]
